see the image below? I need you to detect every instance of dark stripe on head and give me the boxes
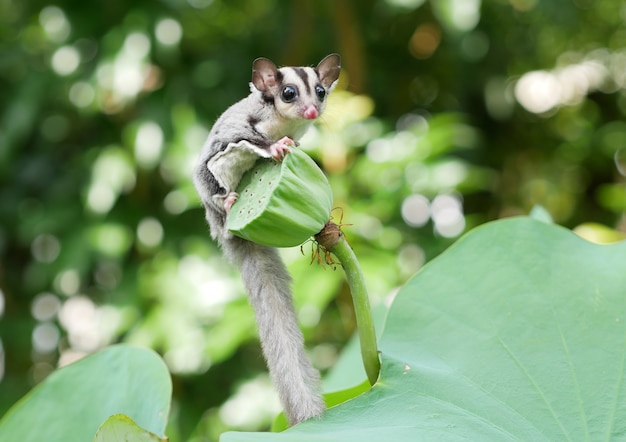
[261,93,275,105]
[292,68,312,95]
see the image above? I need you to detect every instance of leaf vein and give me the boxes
[497,336,572,441]
[604,323,626,441]
[556,322,589,441]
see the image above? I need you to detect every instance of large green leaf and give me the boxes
[221,217,626,441]
[0,345,171,441]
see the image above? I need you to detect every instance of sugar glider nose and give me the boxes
[303,105,318,120]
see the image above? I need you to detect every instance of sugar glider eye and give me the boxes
[315,85,326,101]
[281,85,298,103]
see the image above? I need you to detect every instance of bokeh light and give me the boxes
[431,194,465,237]
[163,190,189,215]
[219,376,281,430]
[515,51,626,114]
[155,19,183,46]
[39,6,70,42]
[55,269,80,297]
[137,217,164,248]
[51,46,80,76]
[86,147,136,214]
[409,23,441,59]
[135,122,164,169]
[31,293,61,321]
[69,82,96,108]
[401,194,430,227]
[32,323,60,354]
[31,234,61,263]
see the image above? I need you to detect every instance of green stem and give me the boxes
[329,235,380,386]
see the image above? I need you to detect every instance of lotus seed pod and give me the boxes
[227,148,333,247]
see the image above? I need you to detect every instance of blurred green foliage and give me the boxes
[1,0,625,440]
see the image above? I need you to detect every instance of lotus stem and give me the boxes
[316,222,380,386]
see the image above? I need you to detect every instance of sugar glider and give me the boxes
[193,54,341,425]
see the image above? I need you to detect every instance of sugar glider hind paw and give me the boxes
[224,192,239,213]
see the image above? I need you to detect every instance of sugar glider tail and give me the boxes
[220,235,325,425]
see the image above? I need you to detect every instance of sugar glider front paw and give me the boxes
[269,137,298,161]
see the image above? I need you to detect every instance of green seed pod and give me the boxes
[227,148,333,248]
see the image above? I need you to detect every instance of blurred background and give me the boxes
[1,0,626,439]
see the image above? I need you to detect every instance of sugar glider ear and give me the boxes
[317,53,341,88]
[252,57,279,92]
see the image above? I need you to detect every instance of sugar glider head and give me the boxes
[251,53,341,121]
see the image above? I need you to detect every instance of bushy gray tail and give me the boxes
[221,236,325,425]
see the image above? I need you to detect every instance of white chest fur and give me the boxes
[256,116,312,142]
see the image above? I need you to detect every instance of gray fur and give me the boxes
[222,237,326,424]
[193,54,341,425]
